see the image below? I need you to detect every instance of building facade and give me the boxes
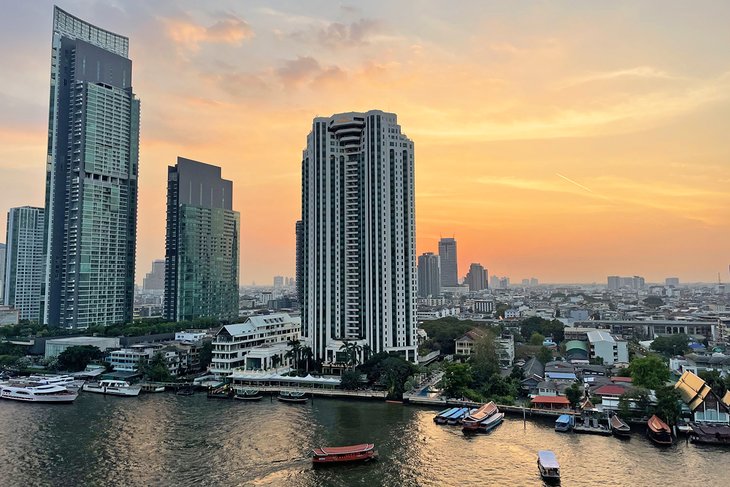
[417,252,440,298]
[44,7,140,328]
[164,157,239,322]
[0,243,5,304]
[143,259,165,291]
[4,207,45,321]
[587,330,629,365]
[465,263,488,291]
[438,237,458,287]
[300,110,417,364]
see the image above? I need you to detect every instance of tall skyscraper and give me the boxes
[0,243,5,304]
[4,207,45,321]
[295,220,303,305]
[164,157,240,322]
[465,263,488,291]
[438,237,458,287]
[417,252,441,298]
[44,7,140,328]
[301,110,417,364]
[142,259,165,291]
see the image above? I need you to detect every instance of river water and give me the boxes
[0,393,726,486]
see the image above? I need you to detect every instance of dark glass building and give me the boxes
[43,7,140,328]
[164,158,240,322]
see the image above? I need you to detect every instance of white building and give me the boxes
[175,331,206,343]
[300,110,417,364]
[210,313,300,377]
[586,330,629,365]
[44,336,120,359]
[3,207,45,322]
[107,347,155,373]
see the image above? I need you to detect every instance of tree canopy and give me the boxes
[419,317,487,355]
[441,362,473,399]
[628,355,669,390]
[140,352,172,382]
[57,345,104,372]
[650,334,690,357]
[519,317,565,343]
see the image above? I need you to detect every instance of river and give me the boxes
[0,393,725,486]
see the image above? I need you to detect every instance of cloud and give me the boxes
[275,56,346,87]
[565,66,683,87]
[163,14,254,52]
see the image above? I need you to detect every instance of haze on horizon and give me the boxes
[0,0,728,286]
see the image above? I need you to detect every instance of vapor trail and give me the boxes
[555,173,593,193]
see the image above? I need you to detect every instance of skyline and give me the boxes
[1,1,729,285]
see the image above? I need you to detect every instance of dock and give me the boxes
[404,394,579,418]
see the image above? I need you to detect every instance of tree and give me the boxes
[654,386,681,426]
[340,340,363,369]
[199,341,213,370]
[285,339,302,371]
[470,332,499,383]
[618,388,651,419]
[699,370,727,397]
[419,317,482,355]
[301,345,313,373]
[629,355,670,390]
[650,334,690,357]
[340,370,361,390]
[643,296,664,308]
[374,356,417,400]
[441,362,473,399]
[57,345,104,372]
[529,332,545,346]
[537,346,553,365]
[565,383,582,408]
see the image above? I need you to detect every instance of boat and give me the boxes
[689,423,730,445]
[0,384,78,403]
[8,374,84,391]
[207,385,233,399]
[140,384,166,393]
[610,414,631,438]
[83,379,141,397]
[433,407,457,423]
[438,407,463,424]
[555,414,574,432]
[176,386,195,396]
[234,389,263,401]
[312,443,378,465]
[537,450,560,483]
[573,415,611,435]
[278,391,307,403]
[447,407,469,425]
[462,402,498,431]
[478,411,504,433]
[647,415,673,446]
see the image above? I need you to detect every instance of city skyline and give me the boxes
[0,1,728,285]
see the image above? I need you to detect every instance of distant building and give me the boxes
[607,275,645,290]
[438,238,458,287]
[295,220,303,305]
[0,305,19,325]
[44,336,121,359]
[417,252,441,298]
[473,300,494,314]
[586,330,629,365]
[665,277,680,287]
[490,275,500,289]
[455,329,486,355]
[465,263,488,291]
[521,279,530,286]
[143,260,165,291]
[164,157,240,322]
[273,276,284,288]
[0,243,5,304]
[4,207,45,322]
[530,278,539,286]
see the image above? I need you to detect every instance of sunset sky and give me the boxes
[0,1,728,285]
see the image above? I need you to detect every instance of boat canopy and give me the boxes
[556,415,572,424]
[538,450,559,469]
[231,372,341,385]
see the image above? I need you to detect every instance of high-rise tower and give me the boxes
[438,237,458,287]
[164,158,239,322]
[417,252,441,298]
[43,7,140,327]
[4,207,45,321]
[301,110,417,364]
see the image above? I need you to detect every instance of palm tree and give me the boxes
[301,345,313,374]
[271,354,281,371]
[340,341,363,369]
[286,339,302,372]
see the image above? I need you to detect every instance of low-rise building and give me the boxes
[675,371,730,424]
[587,330,629,365]
[44,337,120,359]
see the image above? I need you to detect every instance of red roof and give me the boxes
[611,377,633,383]
[594,385,627,396]
[531,396,570,404]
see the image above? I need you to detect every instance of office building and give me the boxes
[164,157,240,322]
[607,275,645,290]
[665,277,680,287]
[587,330,629,365]
[142,259,165,291]
[273,276,284,288]
[44,7,140,328]
[300,110,417,364]
[417,252,441,298]
[0,243,5,304]
[438,237,458,287]
[4,207,45,321]
[465,263,488,291]
[295,220,303,305]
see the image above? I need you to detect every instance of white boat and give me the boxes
[537,450,560,483]
[0,384,79,403]
[83,379,141,397]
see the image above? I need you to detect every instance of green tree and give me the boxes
[650,334,690,356]
[537,346,553,365]
[629,355,670,389]
[419,317,481,355]
[199,341,213,370]
[301,345,313,373]
[340,370,361,390]
[375,356,417,400]
[529,332,545,346]
[57,345,104,372]
[141,352,173,382]
[340,340,363,369]
[643,296,664,308]
[618,388,651,419]
[699,370,727,397]
[654,386,682,426]
[441,362,473,399]
[565,383,582,408]
[471,332,499,383]
[285,339,302,371]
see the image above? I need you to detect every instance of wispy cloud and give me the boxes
[163,14,254,52]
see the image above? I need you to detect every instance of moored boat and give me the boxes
[433,407,457,423]
[176,386,195,396]
[312,443,378,465]
[462,402,498,431]
[689,423,730,445]
[647,415,673,446]
[234,389,263,401]
[278,390,307,403]
[573,415,611,435]
[610,414,631,438]
[555,414,574,432]
[0,384,78,403]
[83,379,141,397]
[537,450,560,484]
[478,411,504,433]
[140,384,166,393]
[447,407,469,425]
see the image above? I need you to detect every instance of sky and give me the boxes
[0,1,728,285]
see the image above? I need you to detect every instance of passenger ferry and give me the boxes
[312,443,378,465]
[83,379,141,397]
[277,391,307,403]
[537,450,560,483]
[0,384,78,403]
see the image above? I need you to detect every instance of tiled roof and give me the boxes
[593,385,627,396]
[674,370,710,411]
[532,396,570,404]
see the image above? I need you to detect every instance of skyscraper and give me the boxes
[465,263,488,292]
[4,207,45,322]
[164,157,240,322]
[0,243,5,304]
[417,252,441,298]
[142,259,165,291]
[438,237,458,287]
[295,220,303,305]
[301,110,417,364]
[44,7,140,328]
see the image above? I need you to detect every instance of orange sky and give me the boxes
[0,1,728,285]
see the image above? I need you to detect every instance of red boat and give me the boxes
[312,443,378,465]
[647,415,673,446]
[462,402,498,431]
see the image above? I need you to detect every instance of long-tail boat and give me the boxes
[647,415,673,446]
[312,443,378,465]
[478,411,504,433]
[462,402,498,432]
[610,414,631,438]
[434,407,459,424]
